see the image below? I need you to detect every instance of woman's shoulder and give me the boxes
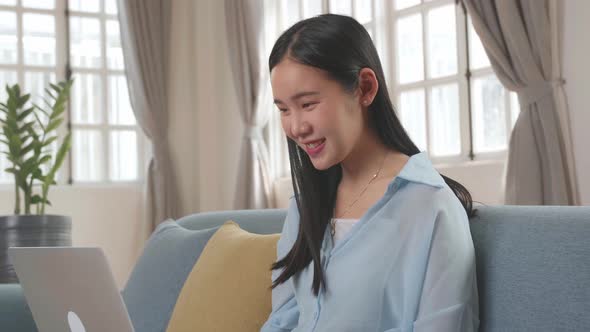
[387,180,468,223]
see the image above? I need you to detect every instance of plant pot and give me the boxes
[0,215,72,283]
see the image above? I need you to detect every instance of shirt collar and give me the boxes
[395,151,446,189]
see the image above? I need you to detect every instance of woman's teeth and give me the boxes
[306,140,324,148]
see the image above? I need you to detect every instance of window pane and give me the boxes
[110,130,137,181]
[396,14,423,84]
[24,71,56,113]
[354,0,372,24]
[468,18,490,69]
[399,89,427,151]
[22,0,54,9]
[472,75,507,153]
[105,0,118,14]
[394,0,420,10]
[106,20,124,69]
[0,70,17,101]
[375,30,387,73]
[23,14,56,66]
[330,0,351,16]
[280,0,300,29]
[303,0,322,18]
[71,73,103,124]
[0,11,17,64]
[108,75,135,125]
[264,0,279,56]
[70,17,102,68]
[429,83,460,156]
[68,0,99,13]
[510,91,519,129]
[0,0,16,5]
[73,129,104,182]
[427,4,457,78]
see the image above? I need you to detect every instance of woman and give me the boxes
[261,14,479,332]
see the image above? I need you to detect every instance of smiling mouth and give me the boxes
[303,138,326,157]
[304,138,325,149]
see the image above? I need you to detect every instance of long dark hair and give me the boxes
[269,14,474,297]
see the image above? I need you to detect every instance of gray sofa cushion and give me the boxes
[0,284,38,332]
[121,220,219,332]
[176,208,287,234]
[470,206,590,331]
[2,205,588,332]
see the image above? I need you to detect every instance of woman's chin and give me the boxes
[311,163,330,171]
[309,156,336,171]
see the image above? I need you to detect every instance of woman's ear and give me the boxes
[357,68,379,107]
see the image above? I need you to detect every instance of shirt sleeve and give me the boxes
[260,197,300,332]
[412,197,480,332]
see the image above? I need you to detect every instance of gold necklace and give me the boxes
[331,151,389,239]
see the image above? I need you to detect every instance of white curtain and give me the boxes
[117,0,181,229]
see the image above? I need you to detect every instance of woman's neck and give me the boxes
[339,131,393,186]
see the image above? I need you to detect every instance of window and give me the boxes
[0,0,146,185]
[264,0,519,180]
[392,0,518,163]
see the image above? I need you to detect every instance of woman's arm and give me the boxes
[412,195,480,331]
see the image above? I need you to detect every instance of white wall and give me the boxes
[562,0,590,205]
[438,160,506,206]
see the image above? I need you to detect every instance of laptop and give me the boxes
[7,247,135,332]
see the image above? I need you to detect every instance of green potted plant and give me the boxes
[0,80,74,283]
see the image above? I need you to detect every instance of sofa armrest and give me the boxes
[0,284,38,332]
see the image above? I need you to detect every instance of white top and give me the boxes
[331,218,359,245]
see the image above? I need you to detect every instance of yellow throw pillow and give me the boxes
[166,220,280,332]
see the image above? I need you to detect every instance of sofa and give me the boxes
[1,205,589,331]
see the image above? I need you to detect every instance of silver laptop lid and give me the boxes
[8,247,134,332]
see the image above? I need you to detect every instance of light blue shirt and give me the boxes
[261,152,479,332]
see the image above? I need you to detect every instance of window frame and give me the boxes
[66,2,147,184]
[388,0,472,164]
[0,0,148,187]
[388,0,518,165]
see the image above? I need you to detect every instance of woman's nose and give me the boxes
[291,119,311,138]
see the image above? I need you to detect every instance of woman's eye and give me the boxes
[278,108,288,113]
[302,102,316,109]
